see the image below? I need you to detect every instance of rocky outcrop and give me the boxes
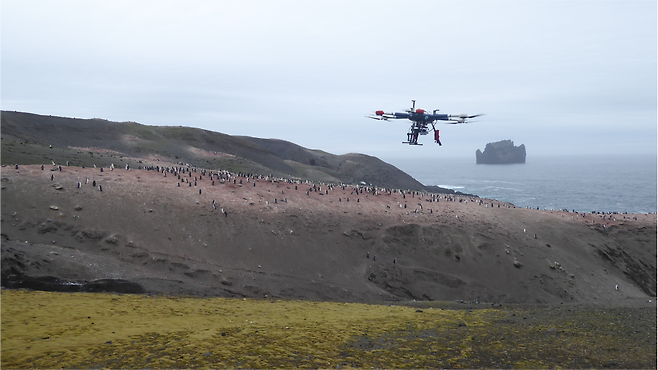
[476,140,526,164]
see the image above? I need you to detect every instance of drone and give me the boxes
[367,100,482,145]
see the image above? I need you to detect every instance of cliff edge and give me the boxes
[476,139,526,164]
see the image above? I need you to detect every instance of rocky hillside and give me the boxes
[2,165,655,303]
[1,111,435,192]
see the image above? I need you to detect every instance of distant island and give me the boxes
[476,140,526,164]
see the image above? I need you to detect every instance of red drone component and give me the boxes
[415,109,425,114]
[375,110,385,116]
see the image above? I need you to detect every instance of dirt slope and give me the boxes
[2,164,655,304]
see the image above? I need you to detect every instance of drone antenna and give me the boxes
[411,100,415,111]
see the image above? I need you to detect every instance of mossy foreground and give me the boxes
[2,290,655,369]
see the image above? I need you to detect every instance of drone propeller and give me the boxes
[450,113,484,119]
[445,113,485,124]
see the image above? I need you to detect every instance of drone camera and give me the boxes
[375,110,385,116]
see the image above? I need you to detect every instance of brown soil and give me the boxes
[2,164,656,305]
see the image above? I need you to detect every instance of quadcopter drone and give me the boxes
[368,100,482,145]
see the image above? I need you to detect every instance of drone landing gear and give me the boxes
[405,132,421,145]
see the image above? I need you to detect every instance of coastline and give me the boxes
[388,154,657,214]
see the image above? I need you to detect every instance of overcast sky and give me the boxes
[2,0,656,161]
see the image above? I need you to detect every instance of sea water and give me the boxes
[386,154,657,214]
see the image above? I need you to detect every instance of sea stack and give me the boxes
[476,140,526,164]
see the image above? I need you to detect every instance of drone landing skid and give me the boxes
[403,141,423,146]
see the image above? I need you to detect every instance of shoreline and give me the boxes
[387,154,657,215]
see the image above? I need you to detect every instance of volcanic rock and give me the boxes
[476,140,526,164]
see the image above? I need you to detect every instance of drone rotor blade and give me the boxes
[445,113,485,123]
[449,113,482,119]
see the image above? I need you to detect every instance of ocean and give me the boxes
[386,154,657,214]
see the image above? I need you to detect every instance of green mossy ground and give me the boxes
[2,290,655,369]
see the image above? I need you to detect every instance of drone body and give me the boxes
[368,100,482,145]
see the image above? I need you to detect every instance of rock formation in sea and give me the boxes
[476,140,526,164]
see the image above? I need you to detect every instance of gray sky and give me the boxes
[2,0,656,160]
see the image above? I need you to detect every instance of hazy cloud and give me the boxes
[2,0,656,159]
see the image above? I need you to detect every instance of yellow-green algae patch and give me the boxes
[2,290,655,368]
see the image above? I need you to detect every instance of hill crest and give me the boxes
[1,111,449,192]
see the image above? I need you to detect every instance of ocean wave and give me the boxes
[480,186,521,192]
[436,185,465,190]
